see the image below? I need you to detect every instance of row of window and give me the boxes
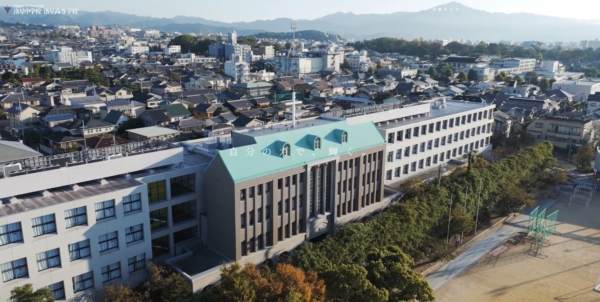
[386,138,489,180]
[148,173,196,204]
[240,174,305,200]
[241,220,303,256]
[150,200,197,232]
[387,110,492,144]
[338,190,381,218]
[151,226,198,258]
[2,253,146,299]
[0,195,142,247]
[387,124,492,162]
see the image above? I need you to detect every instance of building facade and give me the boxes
[526,113,594,149]
[45,47,92,66]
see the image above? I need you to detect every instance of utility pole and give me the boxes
[461,186,469,244]
[446,194,453,250]
[437,164,443,188]
[475,180,482,235]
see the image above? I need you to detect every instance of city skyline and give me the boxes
[40,0,600,23]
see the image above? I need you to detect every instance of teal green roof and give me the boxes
[165,104,190,117]
[212,120,385,183]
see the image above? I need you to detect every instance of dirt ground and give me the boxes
[435,194,600,302]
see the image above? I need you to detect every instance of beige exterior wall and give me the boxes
[527,118,593,149]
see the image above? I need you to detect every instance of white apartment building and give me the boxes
[329,100,494,185]
[144,30,160,38]
[0,141,209,302]
[126,45,150,55]
[345,50,372,72]
[552,79,600,101]
[224,55,250,82]
[45,47,92,66]
[273,51,342,76]
[165,45,181,55]
[489,58,536,74]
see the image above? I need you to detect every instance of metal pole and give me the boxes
[446,194,453,249]
[461,186,468,243]
[475,180,482,235]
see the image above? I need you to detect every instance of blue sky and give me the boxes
[40,0,599,22]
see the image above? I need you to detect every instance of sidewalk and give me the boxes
[426,198,557,292]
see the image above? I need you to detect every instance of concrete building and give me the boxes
[209,43,251,61]
[254,45,275,59]
[125,45,150,55]
[580,39,600,49]
[273,51,343,76]
[345,50,372,72]
[552,79,600,101]
[165,45,181,55]
[492,111,513,138]
[224,55,250,82]
[45,47,92,66]
[0,141,210,302]
[325,100,494,184]
[489,58,536,74]
[526,112,594,149]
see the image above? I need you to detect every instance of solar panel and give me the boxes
[105,99,130,107]
[45,113,75,122]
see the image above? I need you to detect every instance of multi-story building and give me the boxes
[209,43,251,61]
[224,55,250,82]
[526,112,594,149]
[125,45,150,55]
[552,79,600,101]
[0,141,210,302]
[345,50,372,72]
[326,100,494,184]
[254,45,275,59]
[489,58,536,74]
[165,45,181,55]
[45,47,92,66]
[273,51,343,76]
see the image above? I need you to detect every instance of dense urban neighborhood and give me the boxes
[2,3,600,301]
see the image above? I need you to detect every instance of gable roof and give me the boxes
[212,119,384,183]
[143,109,169,122]
[0,140,42,162]
[104,110,125,124]
[165,104,190,117]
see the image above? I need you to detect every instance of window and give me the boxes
[249,237,255,253]
[47,282,65,300]
[459,146,463,154]
[266,182,271,193]
[404,146,410,157]
[434,138,439,147]
[449,119,454,127]
[249,187,254,198]
[405,129,411,139]
[172,200,196,224]
[395,167,401,177]
[421,125,427,135]
[412,144,418,154]
[441,136,446,146]
[65,206,87,228]
[452,148,457,157]
[443,120,447,129]
[258,184,263,195]
[102,262,121,283]
[126,224,144,244]
[128,254,146,273]
[413,127,419,137]
[1,258,28,282]
[174,226,197,244]
[478,111,483,120]
[456,117,460,126]
[467,114,471,123]
[386,170,392,180]
[477,126,481,135]
[150,208,168,231]
[152,235,169,257]
[0,222,22,246]
[283,144,290,156]
[429,123,434,133]
[250,210,255,225]
[95,200,115,220]
[123,193,142,213]
[342,132,348,143]
[69,239,90,261]
[257,207,263,223]
[436,121,441,131]
[420,142,425,152]
[285,177,290,187]
[426,157,431,166]
[293,175,297,185]
[483,110,488,119]
[315,137,321,149]
[460,131,464,140]
[433,154,438,164]
[397,130,403,141]
[278,179,282,189]
[476,141,480,149]
[387,151,393,162]
[419,159,424,169]
[241,213,246,228]
[466,129,470,138]
[31,214,56,237]
[293,197,297,210]
[403,164,409,174]
[171,173,195,197]
[278,201,282,215]
[148,180,166,203]
[461,116,466,124]
[73,271,94,292]
[446,150,451,160]
[241,240,247,256]
[37,249,60,271]
[448,134,453,144]
[454,133,458,141]
[411,162,416,172]
[396,149,402,159]
[98,231,118,252]
[535,122,542,128]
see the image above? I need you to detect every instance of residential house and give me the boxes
[151,82,182,95]
[132,92,162,108]
[165,104,191,121]
[56,118,116,138]
[140,108,170,126]
[103,110,130,128]
[6,103,42,135]
[21,77,46,88]
[126,126,181,142]
[51,62,74,72]
[232,117,266,129]
[228,82,273,97]
[310,86,332,99]
[85,135,130,149]
[99,99,146,119]
[342,83,358,95]
[169,117,205,135]
[250,97,270,108]
[492,110,512,138]
[225,99,254,113]
[526,112,594,149]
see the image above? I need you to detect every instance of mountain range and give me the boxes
[4,2,600,41]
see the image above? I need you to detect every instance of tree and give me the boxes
[100,284,144,302]
[416,68,424,75]
[117,118,145,135]
[539,78,550,91]
[443,68,453,77]
[321,264,387,302]
[504,76,513,83]
[457,71,468,82]
[170,34,196,52]
[213,108,224,117]
[170,72,180,82]
[467,68,478,81]
[494,73,505,81]
[192,39,212,54]
[2,71,13,80]
[201,262,326,302]
[514,74,523,83]
[573,144,595,172]
[142,262,192,302]
[10,284,54,302]
[427,66,438,78]
[368,66,377,74]
[531,77,540,86]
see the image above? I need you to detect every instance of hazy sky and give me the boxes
[44,0,599,22]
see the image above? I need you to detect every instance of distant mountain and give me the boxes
[249,30,343,42]
[2,2,600,41]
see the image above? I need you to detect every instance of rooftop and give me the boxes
[377,101,490,130]
[0,140,42,162]
[126,126,181,137]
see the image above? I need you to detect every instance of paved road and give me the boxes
[426,198,557,292]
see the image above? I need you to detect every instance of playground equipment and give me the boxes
[568,183,596,210]
[527,207,559,256]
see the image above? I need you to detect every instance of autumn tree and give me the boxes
[10,284,54,302]
[141,262,192,302]
[100,284,144,302]
[201,262,326,302]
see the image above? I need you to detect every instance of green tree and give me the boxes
[443,68,453,77]
[504,76,513,83]
[368,66,377,74]
[427,66,438,78]
[100,284,144,302]
[416,68,424,75]
[192,39,212,54]
[321,264,388,302]
[531,77,540,86]
[2,71,13,80]
[514,74,523,83]
[457,71,468,82]
[573,145,595,172]
[170,34,196,52]
[142,262,192,302]
[117,118,145,135]
[539,78,550,91]
[467,68,478,81]
[10,284,54,302]
[494,72,505,81]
